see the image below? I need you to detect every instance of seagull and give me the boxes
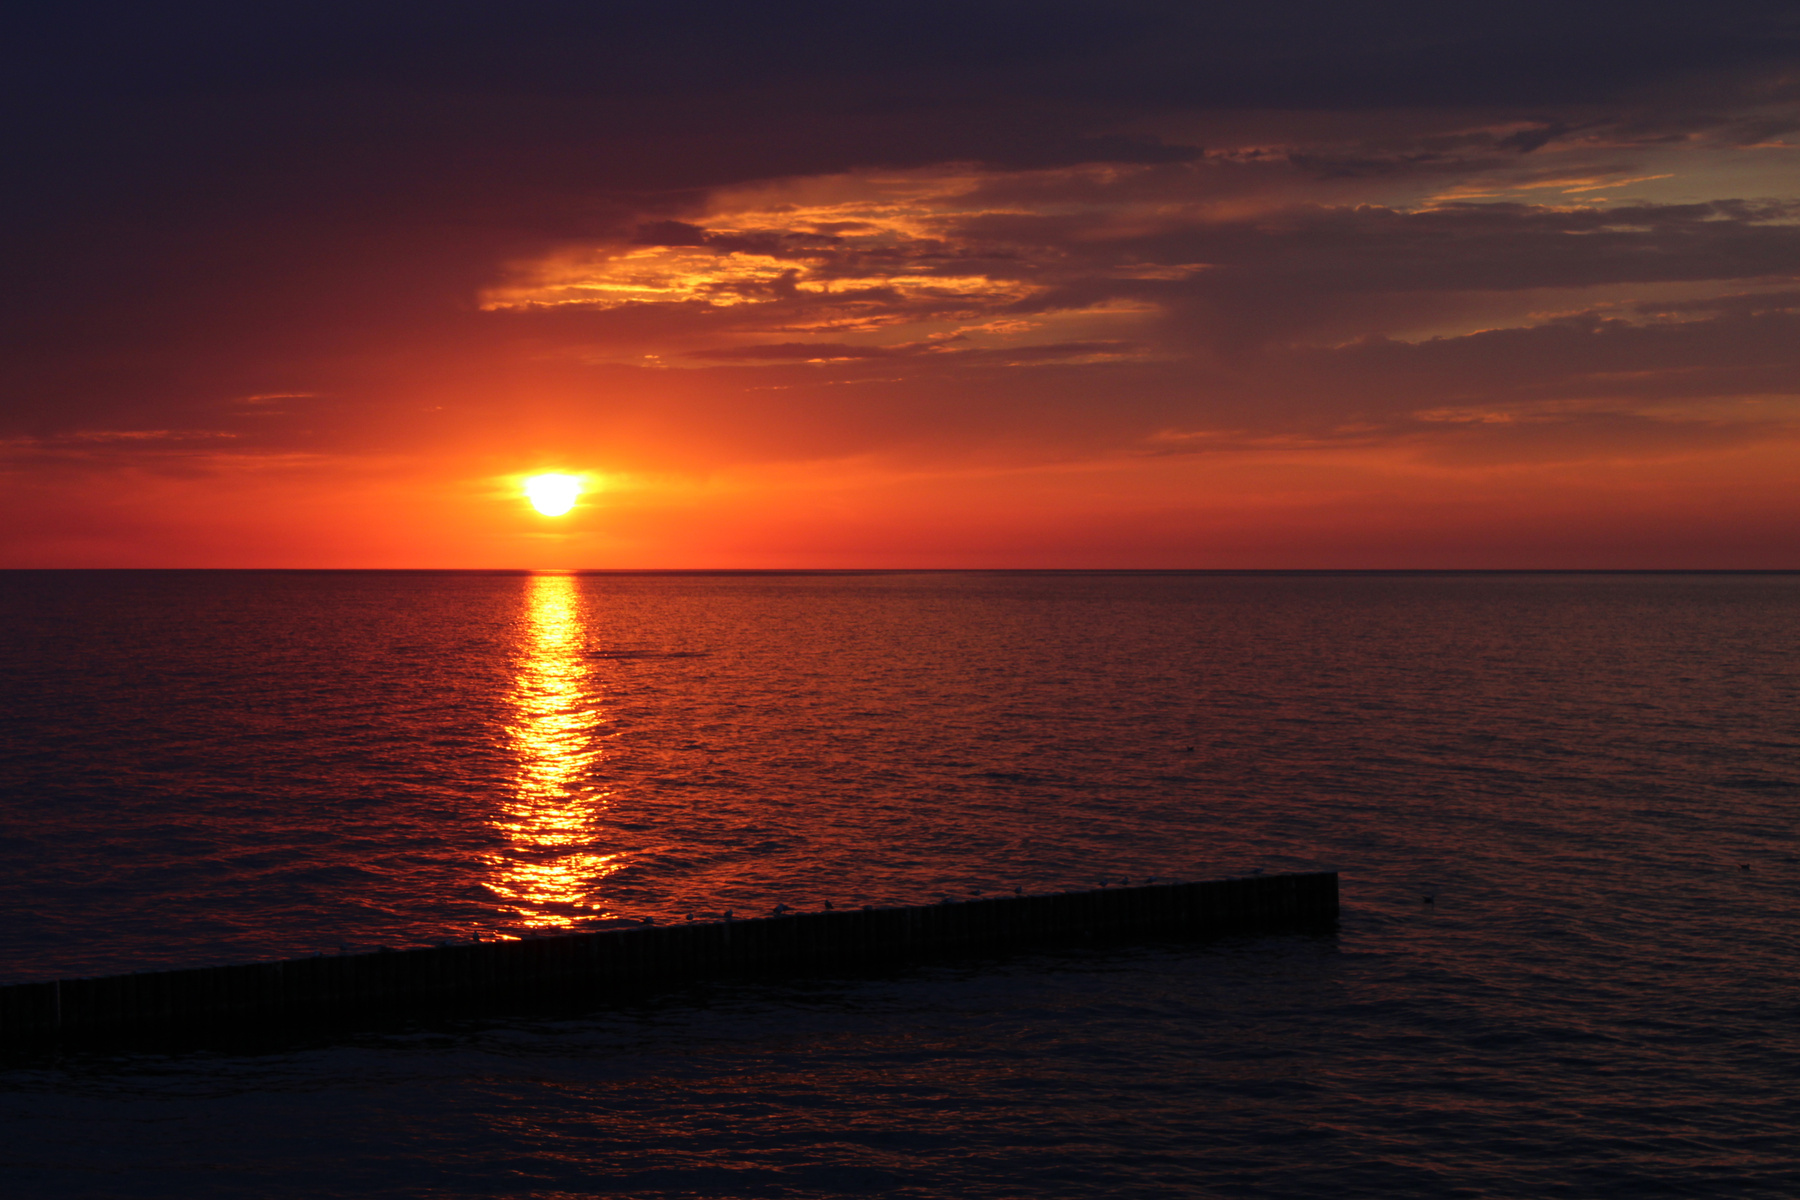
[772,903,790,915]
[1422,894,1436,904]
[1250,868,1264,875]
[1146,877,1157,885]
[685,912,695,922]
[724,909,733,921]
[823,900,833,910]
[1014,886,1023,896]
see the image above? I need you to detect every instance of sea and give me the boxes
[0,569,1795,1198]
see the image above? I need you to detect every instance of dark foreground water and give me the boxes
[0,570,1796,1197]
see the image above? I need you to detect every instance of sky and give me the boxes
[3,1,1798,568]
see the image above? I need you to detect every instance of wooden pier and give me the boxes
[0,871,1337,1039]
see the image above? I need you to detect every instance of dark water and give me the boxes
[1,570,1796,1197]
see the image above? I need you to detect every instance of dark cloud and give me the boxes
[1634,289,1800,317]
[688,340,1136,363]
[1288,309,1800,411]
[690,343,936,362]
[493,184,1800,359]
[1398,411,1786,467]
[547,303,1800,470]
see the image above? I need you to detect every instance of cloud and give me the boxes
[478,159,1800,368]
[687,339,1140,364]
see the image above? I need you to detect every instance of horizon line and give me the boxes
[4,567,1798,576]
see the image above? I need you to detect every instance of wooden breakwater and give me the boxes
[0,871,1336,1039]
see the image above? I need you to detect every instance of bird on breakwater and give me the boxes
[772,903,791,915]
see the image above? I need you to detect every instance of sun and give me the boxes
[523,473,582,516]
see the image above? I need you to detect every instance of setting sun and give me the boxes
[524,474,582,516]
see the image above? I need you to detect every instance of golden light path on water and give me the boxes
[489,572,622,928]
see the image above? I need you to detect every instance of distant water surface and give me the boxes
[0,570,1795,1198]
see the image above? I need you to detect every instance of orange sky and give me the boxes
[4,5,1799,567]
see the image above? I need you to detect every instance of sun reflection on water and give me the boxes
[490,572,622,927]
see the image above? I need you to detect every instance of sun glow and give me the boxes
[524,473,582,516]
